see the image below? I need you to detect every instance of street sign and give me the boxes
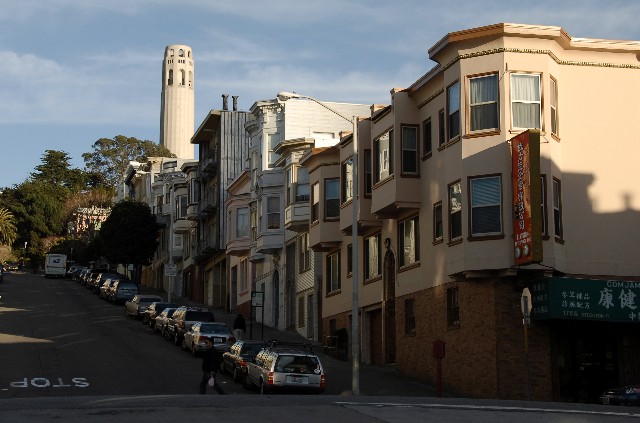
[164,263,176,277]
[251,291,264,307]
[521,287,532,317]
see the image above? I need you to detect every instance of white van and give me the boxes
[45,254,67,278]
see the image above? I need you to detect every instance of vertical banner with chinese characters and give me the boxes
[511,130,542,265]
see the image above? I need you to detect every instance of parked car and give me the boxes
[165,306,215,345]
[601,384,640,406]
[156,308,178,336]
[245,340,325,394]
[99,279,115,300]
[76,268,91,285]
[222,340,266,383]
[109,280,140,304]
[0,263,4,282]
[124,294,164,319]
[181,322,234,356]
[142,302,177,327]
[91,272,121,295]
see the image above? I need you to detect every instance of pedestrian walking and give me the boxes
[233,313,246,340]
[199,338,226,395]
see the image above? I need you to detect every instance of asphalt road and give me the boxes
[0,271,246,397]
[2,271,639,421]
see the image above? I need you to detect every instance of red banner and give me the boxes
[511,130,542,266]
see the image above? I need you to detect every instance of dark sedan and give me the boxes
[601,384,640,406]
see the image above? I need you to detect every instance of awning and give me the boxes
[531,277,640,323]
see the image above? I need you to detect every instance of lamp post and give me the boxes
[277,92,360,395]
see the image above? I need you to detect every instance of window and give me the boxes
[438,109,445,147]
[325,179,339,219]
[511,73,541,129]
[374,129,393,183]
[267,197,280,230]
[405,298,416,335]
[342,157,353,203]
[311,183,320,222]
[285,168,293,206]
[174,233,183,248]
[422,118,432,158]
[553,178,563,239]
[470,175,502,236]
[268,133,281,168]
[327,251,340,293]
[176,195,187,218]
[447,288,459,326]
[250,208,257,241]
[347,244,352,276]
[240,258,248,292]
[236,207,249,238]
[364,150,372,195]
[540,175,548,236]
[401,125,418,175]
[550,77,558,136]
[296,167,310,202]
[398,216,419,267]
[297,296,305,328]
[180,69,185,86]
[433,202,443,242]
[364,233,381,279]
[299,232,310,272]
[447,81,460,140]
[449,181,462,240]
[469,74,499,132]
[168,69,173,85]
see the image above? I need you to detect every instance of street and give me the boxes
[1,271,639,422]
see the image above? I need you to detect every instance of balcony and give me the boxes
[173,218,193,234]
[284,202,310,232]
[309,219,341,252]
[199,194,217,216]
[194,233,219,260]
[199,149,217,174]
[226,237,251,257]
[186,203,199,220]
[255,230,283,254]
[370,175,421,219]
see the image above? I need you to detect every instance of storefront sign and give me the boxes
[510,130,543,265]
[531,277,640,323]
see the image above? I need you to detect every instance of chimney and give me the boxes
[222,94,229,111]
[232,95,239,111]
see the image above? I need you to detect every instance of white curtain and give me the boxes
[511,74,540,129]
[470,75,498,131]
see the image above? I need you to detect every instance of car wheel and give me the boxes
[233,367,240,383]
[174,332,180,346]
[191,343,198,357]
[242,374,253,390]
[260,379,267,395]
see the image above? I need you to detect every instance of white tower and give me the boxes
[160,45,195,159]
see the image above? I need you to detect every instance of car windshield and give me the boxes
[118,283,138,290]
[243,344,264,354]
[275,355,320,374]
[139,298,158,302]
[200,323,228,333]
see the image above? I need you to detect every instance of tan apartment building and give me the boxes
[308,23,640,403]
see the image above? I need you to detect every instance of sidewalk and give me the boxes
[148,289,446,397]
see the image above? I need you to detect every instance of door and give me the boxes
[286,243,296,329]
[369,309,383,365]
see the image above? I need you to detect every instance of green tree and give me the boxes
[82,135,176,190]
[95,200,158,276]
[0,207,18,246]
[31,150,90,194]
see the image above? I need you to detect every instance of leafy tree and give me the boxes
[82,135,176,190]
[0,207,18,245]
[95,200,158,276]
[31,150,90,194]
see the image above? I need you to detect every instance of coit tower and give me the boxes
[160,44,194,159]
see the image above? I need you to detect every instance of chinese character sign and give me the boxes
[510,130,542,266]
[531,277,640,323]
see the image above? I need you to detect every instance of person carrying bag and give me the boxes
[199,338,226,395]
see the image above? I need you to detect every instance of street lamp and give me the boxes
[277,92,361,395]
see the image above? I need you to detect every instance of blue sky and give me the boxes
[1,0,639,188]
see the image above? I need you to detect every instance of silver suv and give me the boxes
[245,340,325,394]
[167,306,215,346]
